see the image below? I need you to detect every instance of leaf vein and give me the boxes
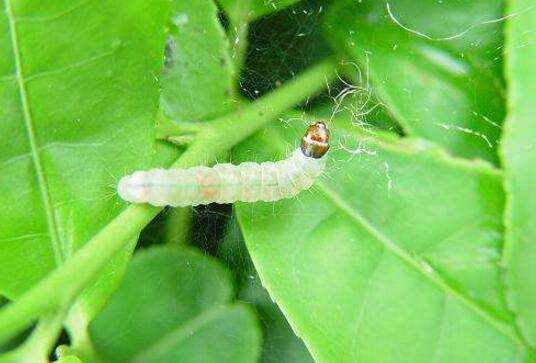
[4,0,65,264]
[14,0,92,23]
[25,49,117,83]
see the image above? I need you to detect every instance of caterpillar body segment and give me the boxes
[117,122,330,206]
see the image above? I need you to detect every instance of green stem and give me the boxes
[0,58,336,343]
[163,208,193,246]
[223,0,252,74]
[228,17,250,74]
[189,60,336,160]
[18,312,66,362]
[63,305,101,363]
[155,109,204,140]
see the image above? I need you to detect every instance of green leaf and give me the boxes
[324,0,505,163]
[501,0,536,348]
[161,0,235,122]
[90,246,261,363]
[218,217,314,363]
[235,120,532,362]
[0,0,169,319]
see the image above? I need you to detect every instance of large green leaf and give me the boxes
[235,120,533,362]
[0,0,169,319]
[501,1,536,348]
[161,0,235,122]
[324,0,505,163]
[90,246,261,363]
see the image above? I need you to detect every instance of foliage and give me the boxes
[0,0,535,362]
[90,247,260,363]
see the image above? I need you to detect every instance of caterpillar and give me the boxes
[117,122,330,206]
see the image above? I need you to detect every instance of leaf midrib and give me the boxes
[4,0,64,264]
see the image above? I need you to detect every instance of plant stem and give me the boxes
[0,58,336,343]
[222,0,251,74]
[186,64,336,161]
[163,208,193,246]
[17,312,66,362]
[155,109,205,140]
[228,16,250,75]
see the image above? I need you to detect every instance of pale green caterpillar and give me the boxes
[117,122,330,206]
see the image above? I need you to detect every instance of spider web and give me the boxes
[138,0,511,362]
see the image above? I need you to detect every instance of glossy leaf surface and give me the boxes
[235,120,532,362]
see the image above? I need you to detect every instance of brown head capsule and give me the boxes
[300,121,330,159]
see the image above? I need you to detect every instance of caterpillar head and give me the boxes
[300,121,330,159]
